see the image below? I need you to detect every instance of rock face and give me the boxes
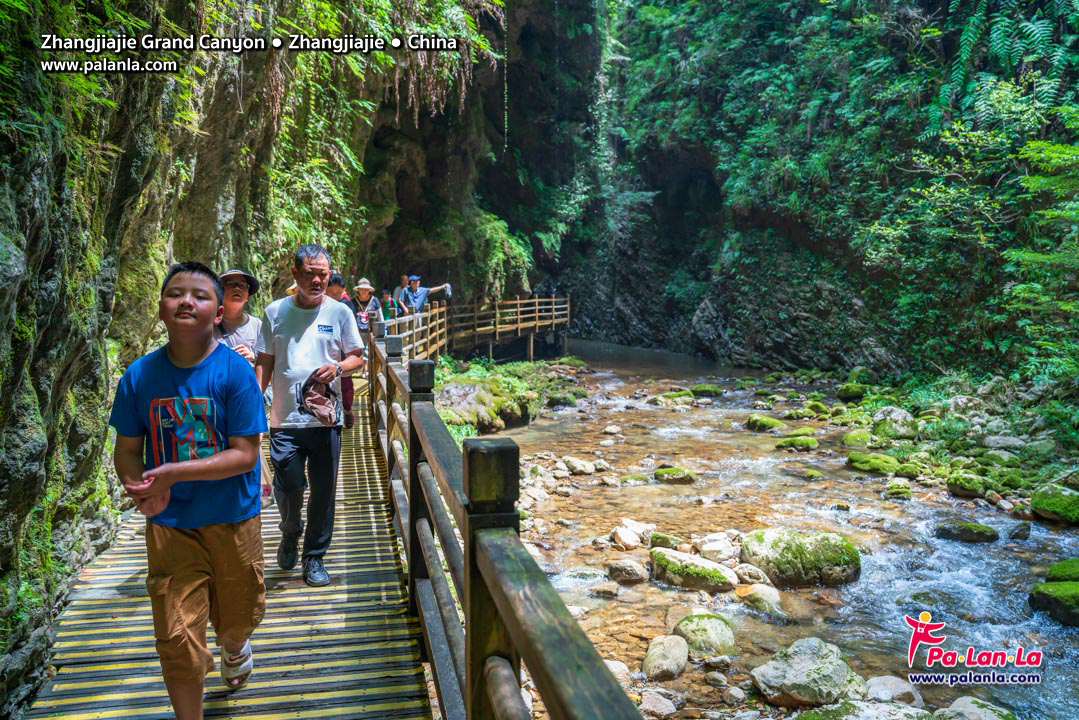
[650,547,739,592]
[1030,483,1079,524]
[750,637,868,707]
[642,635,689,680]
[673,613,736,656]
[740,528,861,587]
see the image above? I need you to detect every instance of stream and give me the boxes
[501,340,1079,719]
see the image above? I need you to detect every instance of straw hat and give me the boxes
[353,277,375,293]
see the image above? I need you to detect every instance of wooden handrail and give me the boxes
[364,344,637,720]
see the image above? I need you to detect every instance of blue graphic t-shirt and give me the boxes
[109,342,268,529]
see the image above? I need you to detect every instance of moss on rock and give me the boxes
[846,451,899,475]
[690,384,723,397]
[841,429,872,447]
[620,473,650,486]
[1030,483,1079,524]
[654,467,696,484]
[884,480,912,500]
[1046,558,1079,583]
[746,414,787,432]
[776,436,819,451]
[836,383,869,402]
[947,472,986,499]
[740,528,861,587]
[934,522,999,543]
[649,531,685,549]
[1029,582,1079,626]
[895,463,921,479]
[785,426,816,437]
[650,547,738,592]
[805,468,824,480]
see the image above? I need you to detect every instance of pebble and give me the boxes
[703,655,732,670]
[638,691,677,719]
[704,671,728,688]
[589,582,619,599]
[603,425,622,435]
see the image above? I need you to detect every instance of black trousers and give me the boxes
[269,426,341,560]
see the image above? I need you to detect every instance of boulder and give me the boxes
[650,531,685,550]
[611,526,641,549]
[873,406,918,439]
[699,536,739,563]
[746,414,788,432]
[1046,558,1079,582]
[1030,483,1079,524]
[842,429,873,447]
[946,473,985,499]
[894,463,920,479]
[1007,522,1030,541]
[980,449,1019,468]
[948,396,981,414]
[776,436,819,451]
[620,473,650,486]
[723,687,747,705]
[794,701,933,719]
[733,563,772,585]
[589,581,620,599]
[836,383,869,402]
[606,558,649,584]
[691,384,724,397]
[735,583,784,616]
[654,467,696,484]
[943,696,1018,720]
[1028,582,1079,626]
[741,528,861,587]
[673,613,736,656]
[934,522,998,543]
[865,676,924,708]
[603,425,622,435]
[847,366,879,384]
[562,456,595,475]
[650,547,738,592]
[981,435,1025,450]
[603,659,631,687]
[846,452,899,475]
[639,692,677,719]
[750,637,867,707]
[642,635,689,680]
[884,479,912,501]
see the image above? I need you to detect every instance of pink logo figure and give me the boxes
[905,611,946,667]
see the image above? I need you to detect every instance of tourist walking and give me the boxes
[254,245,365,587]
[110,262,268,717]
[351,277,381,332]
[217,268,274,508]
[325,272,356,429]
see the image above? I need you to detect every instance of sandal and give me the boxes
[221,639,254,691]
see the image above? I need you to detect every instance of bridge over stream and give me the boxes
[28,297,641,719]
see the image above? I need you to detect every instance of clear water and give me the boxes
[500,341,1079,718]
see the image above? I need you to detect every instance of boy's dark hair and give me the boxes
[381,289,390,295]
[294,244,330,269]
[161,262,224,305]
[328,272,345,288]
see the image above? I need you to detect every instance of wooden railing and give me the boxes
[449,297,570,350]
[366,332,639,720]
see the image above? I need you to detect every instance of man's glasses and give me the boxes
[223,281,249,291]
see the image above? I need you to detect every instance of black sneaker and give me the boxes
[277,535,299,570]
[303,557,330,587]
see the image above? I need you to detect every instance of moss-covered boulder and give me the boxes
[654,467,696,484]
[650,547,738,592]
[1047,558,1079,583]
[894,463,920,479]
[1028,582,1079,626]
[546,392,577,408]
[980,449,1021,468]
[776,436,819,451]
[795,701,933,720]
[846,452,899,475]
[740,528,861,588]
[806,401,829,415]
[784,407,819,420]
[673,612,736,656]
[1030,483,1079,524]
[691,384,724,397]
[750,637,868,708]
[662,390,694,401]
[805,468,824,480]
[649,531,685,550]
[934,522,999,543]
[846,366,879,385]
[884,479,912,501]
[746,413,787,432]
[785,427,816,437]
[836,383,869,402]
[842,430,872,447]
[620,473,650,486]
[947,473,986,499]
[872,406,918,440]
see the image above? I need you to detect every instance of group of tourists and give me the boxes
[108,244,447,719]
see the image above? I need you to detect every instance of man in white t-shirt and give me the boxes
[254,245,365,587]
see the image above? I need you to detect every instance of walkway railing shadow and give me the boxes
[367,324,640,719]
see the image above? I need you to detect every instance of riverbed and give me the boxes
[501,340,1079,719]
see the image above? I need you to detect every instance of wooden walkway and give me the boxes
[28,390,432,719]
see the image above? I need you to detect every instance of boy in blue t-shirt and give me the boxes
[109,262,268,718]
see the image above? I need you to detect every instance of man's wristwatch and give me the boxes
[333,362,343,377]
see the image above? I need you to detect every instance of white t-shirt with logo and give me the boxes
[215,313,261,365]
[256,296,363,428]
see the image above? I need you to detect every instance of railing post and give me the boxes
[463,438,521,720]
[385,335,403,478]
[407,360,435,626]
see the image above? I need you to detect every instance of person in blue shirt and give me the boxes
[400,274,449,313]
[109,262,268,717]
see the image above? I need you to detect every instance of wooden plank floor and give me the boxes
[29,393,431,720]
